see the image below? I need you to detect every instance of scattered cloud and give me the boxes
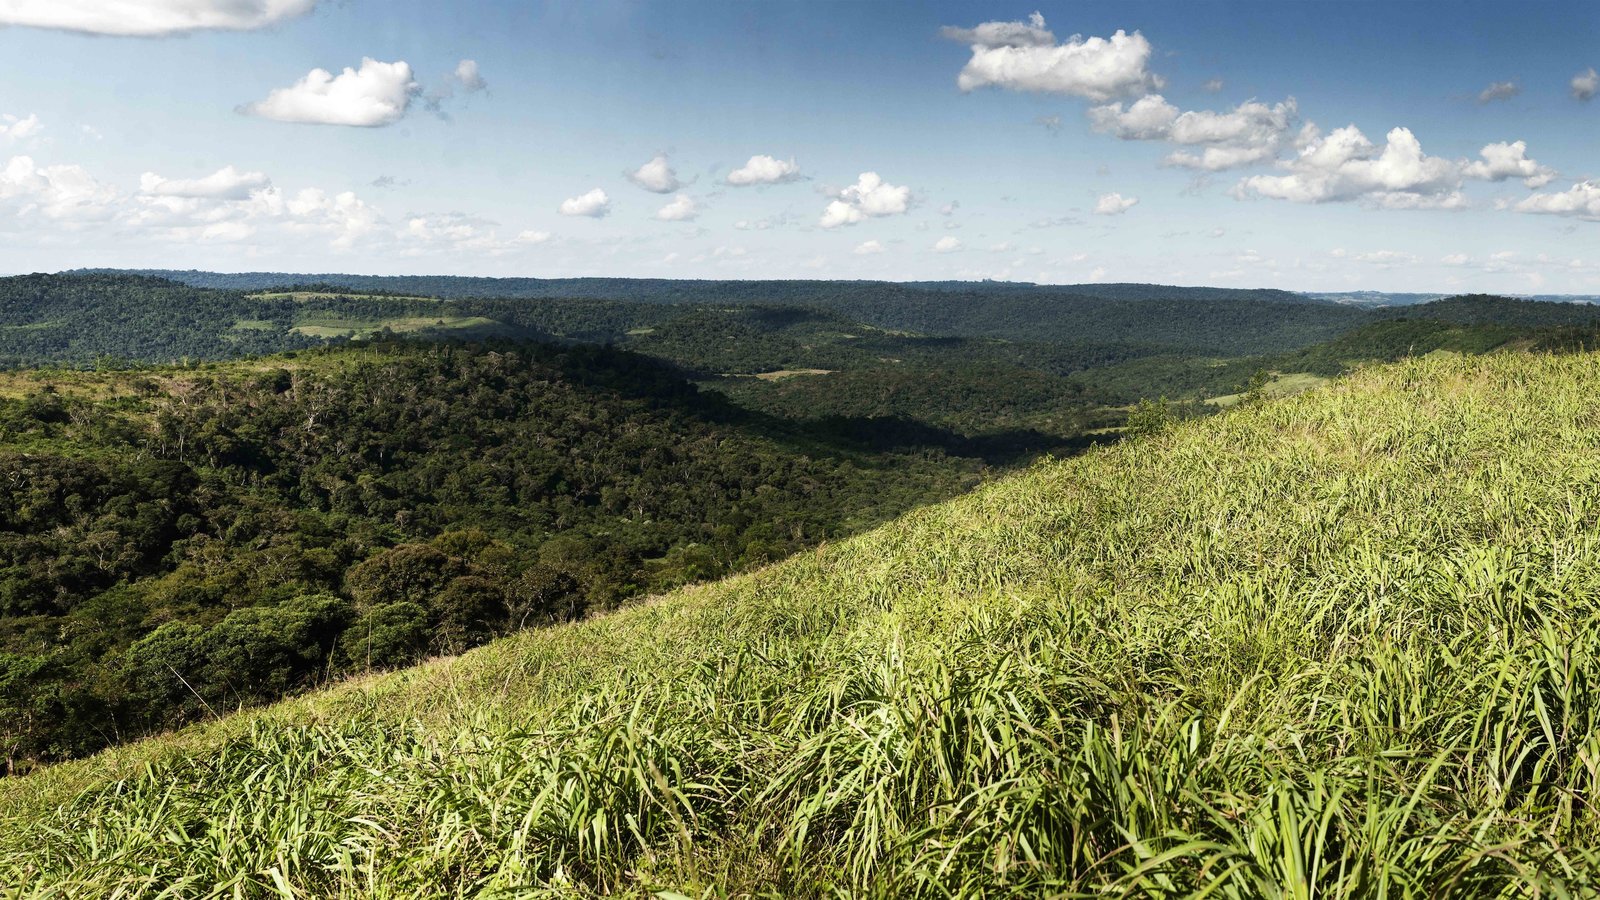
[370,175,405,189]
[0,155,118,224]
[1034,114,1063,133]
[1514,181,1600,220]
[559,187,610,218]
[242,58,418,127]
[940,200,960,216]
[654,193,698,221]
[626,154,681,193]
[1093,191,1138,215]
[1089,94,1303,171]
[1202,77,1225,93]
[942,13,1161,101]
[726,154,801,186]
[1573,67,1599,101]
[933,236,963,253]
[853,239,885,255]
[1462,140,1555,188]
[1441,253,1472,266]
[0,114,42,143]
[139,166,270,200]
[1476,81,1520,104]
[1233,125,1465,208]
[453,60,487,93]
[1351,249,1419,266]
[0,0,316,36]
[819,172,911,228]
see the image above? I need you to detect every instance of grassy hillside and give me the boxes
[7,349,1600,895]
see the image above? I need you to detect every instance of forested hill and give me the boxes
[0,340,997,767]
[74,268,1313,306]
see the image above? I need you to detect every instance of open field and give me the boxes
[289,315,503,338]
[8,350,1600,895]
[249,291,442,303]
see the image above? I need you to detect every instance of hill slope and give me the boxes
[8,351,1600,896]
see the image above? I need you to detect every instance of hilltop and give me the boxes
[6,348,1600,895]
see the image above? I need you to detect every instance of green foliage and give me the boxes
[1123,396,1173,437]
[0,341,990,766]
[9,351,1600,894]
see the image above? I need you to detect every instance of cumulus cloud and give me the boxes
[1514,181,1600,220]
[1233,125,1465,208]
[819,172,911,228]
[654,193,697,221]
[1573,68,1599,101]
[559,187,610,217]
[626,154,681,193]
[726,154,801,186]
[139,166,271,200]
[1477,81,1520,104]
[1093,192,1138,215]
[453,60,487,93]
[1463,140,1556,188]
[0,114,42,142]
[853,240,885,255]
[933,236,963,253]
[0,155,118,223]
[1089,94,1302,171]
[942,13,1161,101]
[0,0,316,36]
[241,58,418,127]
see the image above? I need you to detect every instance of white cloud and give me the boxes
[627,154,680,193]
[1233,125,1464,207]
[1441,253,1471,266]
[1089,94,1301,171]
[245,187,381,249]
[1462,140,1555,189]
[1352,250,1418,266]
[0,114,42,142]
[933,236,963,253]
[940,200,960,216]
[0,155,118,223]
[1202,77,1225,93]
[942,13,1161,101]
[726,154,801,186]
[654,193,697,221]
[559,187,610,217]
[139,166,270,200]
[1094,191,1138,215]
[0,0,315,36]
[514,229,551,245]
[242,58,418,127]
[853,240,885,255]
[819,172,911,228]
[453,60,487,92]
[1573,68,1599,102]
[1477,81,1520,104]
[1514,181,1600,220]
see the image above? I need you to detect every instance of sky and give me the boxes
[0,0,1597,292]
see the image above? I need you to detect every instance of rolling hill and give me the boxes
[6,347,1600,895]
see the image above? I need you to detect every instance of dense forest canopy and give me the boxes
[0,340,1000,768]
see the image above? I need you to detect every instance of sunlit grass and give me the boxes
[7,350,1600,896]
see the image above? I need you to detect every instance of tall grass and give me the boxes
[7,351,1600,896]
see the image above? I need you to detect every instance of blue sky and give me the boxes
[0,0,1596,291]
